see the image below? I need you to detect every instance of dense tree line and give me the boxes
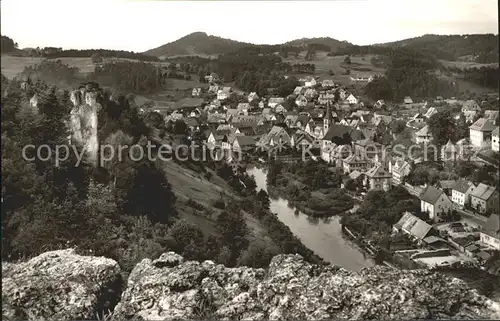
[1,78,176,268]
[235,72,299,97]
[333,35,498,63]
[20,60,81,87]
[1,35,18,53]
[445,66,500,89]
[25,47,159,61]
[267,160,354,217]
[340,186,424,248]
[365,49,458,101]
[90,61,164,93]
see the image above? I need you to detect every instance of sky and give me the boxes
[1,0,498,52]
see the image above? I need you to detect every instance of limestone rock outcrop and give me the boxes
[2,249,122,321]
[69,83,102,166]
[3,250,500,320]
[113,252,500,320]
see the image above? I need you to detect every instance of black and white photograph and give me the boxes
[1,0,499,320]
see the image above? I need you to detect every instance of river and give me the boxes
[247,166,374,271]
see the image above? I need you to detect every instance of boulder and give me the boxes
[113,252,500,320]
[2,249,122,321]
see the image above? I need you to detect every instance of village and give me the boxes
[142,70,500,272]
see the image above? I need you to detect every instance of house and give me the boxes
[461,100,481,113]
[268,97,285,108]
[295,95,308,107]
[469,118,496,148]
[247,92,259,102]
[389,159,412,185]
[492,127,499,152]
[346,94,358,105]
[404,96,413,104]
[258,100,266,109]
[374,100,385,109]
[393,212,433,241]
[322,79,335,88]
[438,180,456,196]
[441,140,459,162]
[284,115,299,128]
[191,87,201,97]
[451,180,476,208]
[257,126,292,151]
[293,86,305,95]
[342,155,373,174]
[290,131,315,149]
[364,164,392,191]
[480,214,500,250]
[484,110,499,124]
[208,85,219,94]
[304,77,317,88]
[236,103,251,115]
[304,88,318,100]
[217,87,232,100]
[415,125,433,144]
[423,107,437,119]
[470,183,498,214]
[204,73,220,83]
[233,135,256,153]
[420,185,452,221]
[318,92,336,105]
[411,113,425,124]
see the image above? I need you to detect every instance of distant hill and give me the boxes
[144,32,252,58]
[145,32,355,58]
[376,34,499,63]
[285,37,353,52]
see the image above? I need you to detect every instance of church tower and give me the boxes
[323,100,332,133]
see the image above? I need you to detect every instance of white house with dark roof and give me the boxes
[470,183,498,214]
[217,87,232,100]
[389,159,412,185]
[415,125,433,144]
[420,185,452,221]
[492,127,499,152]
[461,100,481,113]
[346,94,358,105]
[480,214,500,250]
[451,180,476,208]
[268,97,285,108]
[322,79,335,88]
[364,164,392,191]
[247,92,259,102]
[404,96,413,104]
[469,118,496,148]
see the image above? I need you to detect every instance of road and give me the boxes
[453,205,487,227]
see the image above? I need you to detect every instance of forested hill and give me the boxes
[144,32,252,58]
[375,34,499,63]
[284,37,353,52]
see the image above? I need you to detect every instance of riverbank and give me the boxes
[247,166,374,271]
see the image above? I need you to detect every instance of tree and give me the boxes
[427,110,457,146]
[391,119,406,135]
[91,53,104,64]
[344,56,352,64]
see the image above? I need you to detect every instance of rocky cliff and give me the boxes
[2,249,500,320]
[69,84,101,167]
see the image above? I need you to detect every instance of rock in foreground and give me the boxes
[2,249,122,321]
[114,252,500,320]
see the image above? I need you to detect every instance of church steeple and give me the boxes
[324,100,332,132]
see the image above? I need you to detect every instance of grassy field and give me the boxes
[161,159,269,239]
[1,55,98,79]
[284,52,386,86]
